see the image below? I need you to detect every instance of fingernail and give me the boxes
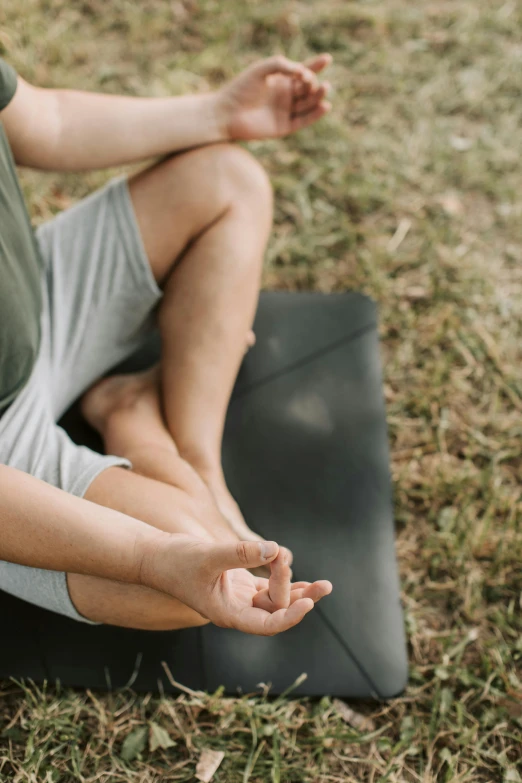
[260,541,278,560]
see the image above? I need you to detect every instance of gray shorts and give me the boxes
[0,176,162,623]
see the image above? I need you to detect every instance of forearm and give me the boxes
[0,464,166,583]
[53,89,225,170]
[7,79,226,171]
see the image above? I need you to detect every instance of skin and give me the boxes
[1,53,333,634]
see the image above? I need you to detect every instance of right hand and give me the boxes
[214,54,332,142]
[140,533,332,636]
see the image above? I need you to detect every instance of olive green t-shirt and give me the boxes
[0,57,42,415]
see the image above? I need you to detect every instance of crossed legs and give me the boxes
[96,142,271,539]
[69,143,281,628]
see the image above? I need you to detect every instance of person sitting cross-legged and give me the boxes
[0,53,333,633]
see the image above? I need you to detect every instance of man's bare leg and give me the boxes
[81,366,236,543]
[126,143,273,540]
[82,361,294,580]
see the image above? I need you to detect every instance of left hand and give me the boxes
[215,54,332,141]
[144,534,332,636]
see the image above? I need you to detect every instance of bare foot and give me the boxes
[196,466,263,543]
[83,329,255,432]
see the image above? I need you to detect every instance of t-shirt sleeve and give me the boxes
[0,57,18,111]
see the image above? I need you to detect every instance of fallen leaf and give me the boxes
[149,722,176,752]
[121,726,147,762]
[333,699,375,732]
[195,748,225,782]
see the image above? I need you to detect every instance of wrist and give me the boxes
[134,526,172,591]
[210,90,233,143]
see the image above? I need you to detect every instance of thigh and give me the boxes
[128,143,265,284]
[35,176,163,420]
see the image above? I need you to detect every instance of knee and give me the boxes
[219,144,273,206]
[198,143,273,219]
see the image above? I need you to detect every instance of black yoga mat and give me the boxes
[0,292,407,698]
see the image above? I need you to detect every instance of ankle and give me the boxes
[177,446,223,484]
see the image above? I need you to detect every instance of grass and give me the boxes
[1,0,521,780]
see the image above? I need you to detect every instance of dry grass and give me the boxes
[1,0,521,780]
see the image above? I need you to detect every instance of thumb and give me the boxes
[208,540,279,573]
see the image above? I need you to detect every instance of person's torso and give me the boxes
[0,58,42,416]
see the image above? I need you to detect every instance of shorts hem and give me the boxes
[69,454,133,499]
[57,570,100,625]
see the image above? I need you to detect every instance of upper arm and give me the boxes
[1,76,61,168]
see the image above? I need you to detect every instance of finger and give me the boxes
[292,54,331,97]
[268,549,291,609]
[253,579,332,612]
[263,598,315,635]
[289,580,333,605]
[280,545,293,566]
[256,56,319,97]
[251,552,294,591]
[293,82,330,116]
[290,101,331,133]
[253,586,317,612]
[304,53,333,74]
[251,575,308,595]
[236,598,314,635]
[254,55,312,81]
[253,576,270,592]
[208,539,279,573]
[252,588,275,611]
[292,75,312,101]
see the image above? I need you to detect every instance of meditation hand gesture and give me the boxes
[143,535,332,636]
[216,54,332,141]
